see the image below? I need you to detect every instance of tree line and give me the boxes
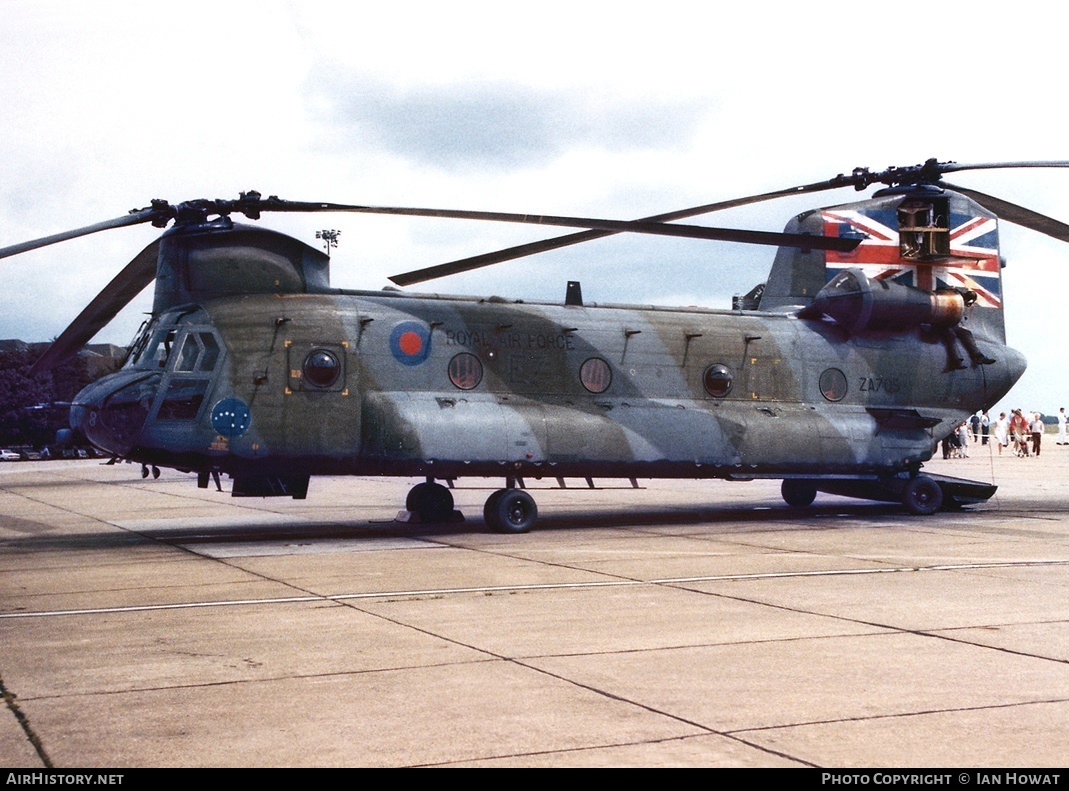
[0,348,120,448]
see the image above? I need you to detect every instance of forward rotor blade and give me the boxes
[282,200,859,254]
[943,182,1069,243]
[387,177,858,286]
[0,208,159,261]
[30,239,160,374]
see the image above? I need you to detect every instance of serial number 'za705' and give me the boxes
[858,376,901,394]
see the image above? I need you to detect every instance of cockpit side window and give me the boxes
[169,330,222,374]
[157,379,210,421]
[197,332,220,372]
[151,328,223,421]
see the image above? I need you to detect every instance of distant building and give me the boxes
[73,343,128,378]
[0,340,127,376]
[0,339,30,354]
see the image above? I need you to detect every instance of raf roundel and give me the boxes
[389,321,432,366]
[211,398,252,437]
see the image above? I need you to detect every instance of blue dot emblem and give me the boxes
[211,398,251,437]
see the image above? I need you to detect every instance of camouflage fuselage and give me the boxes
[73,287,1025,483]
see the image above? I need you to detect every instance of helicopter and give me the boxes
[3,158,1067,533]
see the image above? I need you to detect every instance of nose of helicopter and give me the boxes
[1007,344,1027,380]
[70,371,161,457]
[986,344,1028,406]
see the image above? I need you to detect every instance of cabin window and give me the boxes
[580,357,612,394]
[703,364,733,397]
[288,342,346,392]
[303,349,341,388]
[819,368,848,402]
[448,353,483,390]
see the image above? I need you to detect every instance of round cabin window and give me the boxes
[448,353,483,390]
[703,364,733,397]
[303,349,340,388]
[819,368,848,402]
[580,357,612,394]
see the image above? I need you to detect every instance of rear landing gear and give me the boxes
[484,488,538,533]
[902,475,943,515]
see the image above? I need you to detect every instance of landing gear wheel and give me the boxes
[781,479,817,507]
[406,481,454,523]
[902,475,943,515]
[484,489,538,533]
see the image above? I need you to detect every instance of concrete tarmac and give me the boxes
[1,442,1068,767]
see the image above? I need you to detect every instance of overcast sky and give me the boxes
[3,0,1069,416]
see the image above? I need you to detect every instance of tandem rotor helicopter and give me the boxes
[3,158,1067,532]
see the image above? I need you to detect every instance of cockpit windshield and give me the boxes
[123,319,154,368]
[125,312,222,380]
[128,327,178,369]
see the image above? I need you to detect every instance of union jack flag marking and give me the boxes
[822,209,1001,307]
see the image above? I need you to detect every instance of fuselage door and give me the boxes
[282,340,358,459]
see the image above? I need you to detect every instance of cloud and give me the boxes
[306,69,705,170]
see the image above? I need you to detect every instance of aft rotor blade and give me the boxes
[381,159,1069,286]
[939,160,1069,176]
[0,208,159,261]
[30,239,160,374]
[943,182,1069,244]
[387,177,858,286]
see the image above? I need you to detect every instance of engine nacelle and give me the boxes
[811,268,965,334]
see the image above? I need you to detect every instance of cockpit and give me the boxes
[71,311,225,458]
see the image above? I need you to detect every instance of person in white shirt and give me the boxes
[994,412,1010,455]
[1031,412,1045,457]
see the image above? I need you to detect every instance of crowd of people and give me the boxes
[941,407,1067,458]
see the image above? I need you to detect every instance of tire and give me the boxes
[781,479,817,507]
[902,475,943,515]
[406,481,454,522]
[484,489,538,533]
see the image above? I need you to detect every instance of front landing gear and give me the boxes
[404,480,456,523]
[399,479,540,531]
[781,479,817,507]
[484,488,538,533]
